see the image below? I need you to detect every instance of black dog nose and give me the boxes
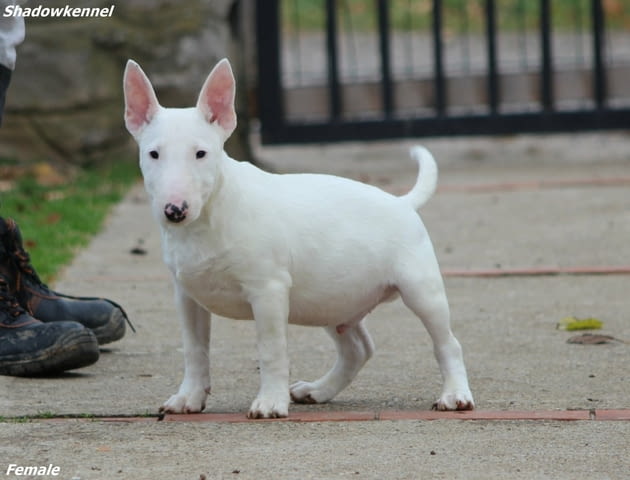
[164,201,189,223]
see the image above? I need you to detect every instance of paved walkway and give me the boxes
[2,133,629,479]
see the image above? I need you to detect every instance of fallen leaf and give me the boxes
[31,162,66,186]
[567,333,623,345]
[45,213,62,225]
[45,191,66,201]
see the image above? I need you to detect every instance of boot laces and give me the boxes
[3,218,136,333]
[0,276,26,317]
[12,238,49,291]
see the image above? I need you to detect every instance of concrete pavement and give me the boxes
[1,132,629,479]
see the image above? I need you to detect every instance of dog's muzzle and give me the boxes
[164,201,189,223]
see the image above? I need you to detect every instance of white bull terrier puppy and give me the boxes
[123,58,474,418]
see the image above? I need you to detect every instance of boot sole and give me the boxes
[0,328,99,376]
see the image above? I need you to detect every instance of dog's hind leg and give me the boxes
[396,255,474,411]
[290,320,374,404]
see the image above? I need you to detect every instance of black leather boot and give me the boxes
[0,217,134,345]
[0,274,99,376]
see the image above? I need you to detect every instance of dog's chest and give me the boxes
[161,227,254,319]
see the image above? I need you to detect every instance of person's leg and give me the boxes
[0,229,100,376]
[0,218,132,345]
[0,282,100,377]
[0,58,102,376]
[0,65,11,126]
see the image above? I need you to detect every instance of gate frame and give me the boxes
[256,0,630,144]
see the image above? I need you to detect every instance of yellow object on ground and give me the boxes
[557,316,603,331]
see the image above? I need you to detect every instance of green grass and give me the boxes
[0,159,140,284]
[282,0,630,32]
[0,411,56,423]
[0,411,160,422]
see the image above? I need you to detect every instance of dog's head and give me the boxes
[123,59,237,226]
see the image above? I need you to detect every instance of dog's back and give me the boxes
[208,155,438,327]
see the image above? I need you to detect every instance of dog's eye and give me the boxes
[149,150,159,159]
[196,150,206,159]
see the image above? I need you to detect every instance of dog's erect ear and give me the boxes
[123,60,160,137]
[196,58,237,139]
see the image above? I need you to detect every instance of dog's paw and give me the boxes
[247,394,289,419]
[289,381,332,404]
[159,386,210,414]
[432,390,475,411]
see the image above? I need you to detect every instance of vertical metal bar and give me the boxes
[591,0,607,109]
[326,0,342,120]
[486,0,499,114]
[377,0,394,117]
[255,0,284,142]
[432,0,446,116]
[540,0,554,112]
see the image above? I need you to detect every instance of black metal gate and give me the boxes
[256,0,630,144]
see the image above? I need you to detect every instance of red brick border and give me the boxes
[437,176,630,194]
[591,410,630,421]
[144,409,630,424]
[72,265,630,285]
[26,409,630,424]
[441,265,630,277]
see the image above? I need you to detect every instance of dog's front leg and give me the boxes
[247,283,291,419]
[160,282,211,414]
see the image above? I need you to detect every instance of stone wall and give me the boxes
[0,0,253,167]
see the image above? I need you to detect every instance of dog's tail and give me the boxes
[401,145,438,212]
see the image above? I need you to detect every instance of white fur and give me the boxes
[123,58,474,418]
